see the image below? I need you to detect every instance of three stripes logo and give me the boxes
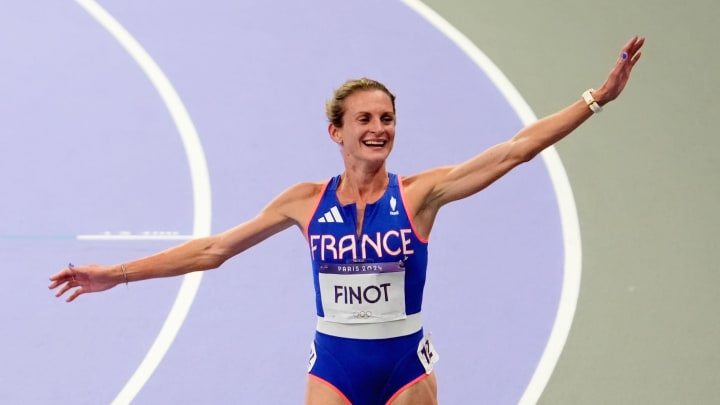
[317,206,344,223]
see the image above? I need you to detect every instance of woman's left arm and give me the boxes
[422,36,645,208]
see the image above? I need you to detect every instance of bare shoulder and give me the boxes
[400,166,454,209]
[265,180,327,226]
[274,181,326,203]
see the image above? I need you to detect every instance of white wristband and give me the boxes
[582,89,603,114]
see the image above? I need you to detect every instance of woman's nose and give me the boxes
[369,118,384,133]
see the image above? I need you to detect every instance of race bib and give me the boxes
[318,260,406,324]
[417,333,439,374]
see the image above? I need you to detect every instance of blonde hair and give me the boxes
[325,78,396,128]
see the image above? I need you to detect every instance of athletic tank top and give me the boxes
[307,173,428,324]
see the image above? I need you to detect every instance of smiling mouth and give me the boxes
[363,140,387,147]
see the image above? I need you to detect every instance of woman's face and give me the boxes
[330,89,396,165]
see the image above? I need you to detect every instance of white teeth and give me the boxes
[363,140,386,146]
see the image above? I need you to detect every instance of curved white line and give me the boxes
[73,1,212,404]
[400,1,582,404]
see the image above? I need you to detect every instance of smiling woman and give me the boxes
[50,33,644,404]
[4,0,652,402]
[328,83,399,193]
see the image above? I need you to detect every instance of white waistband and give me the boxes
[316,313,422,340]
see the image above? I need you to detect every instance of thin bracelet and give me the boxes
[120,263,129,287]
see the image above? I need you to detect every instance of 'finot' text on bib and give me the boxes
[318,260,407,324]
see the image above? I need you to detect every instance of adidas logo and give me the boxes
[317,206,344,223]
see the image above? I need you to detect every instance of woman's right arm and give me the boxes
[49,181,321,302]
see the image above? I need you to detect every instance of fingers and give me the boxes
[53,280,73,298]
[49,268,71,282]
[49,266,82,302]
[600,36,645,103]
[621,36,645,64]
[48,268,72,290]
[51,280,84,302]
[66,288,83,303]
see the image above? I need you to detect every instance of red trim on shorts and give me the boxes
[384,372,429,405]
[308,374,352,405]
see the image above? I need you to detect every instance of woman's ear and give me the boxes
[328,123,343,145]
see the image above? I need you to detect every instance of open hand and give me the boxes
[49,264,119,302]
[596,36,645,105]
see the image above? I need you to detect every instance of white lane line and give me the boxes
[399,2,582,404]
[0,234,192,240]
[73,1,212,404]
[77,234,194,241]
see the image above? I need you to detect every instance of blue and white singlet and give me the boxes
[307,173,428,337]
[305,173,438,405]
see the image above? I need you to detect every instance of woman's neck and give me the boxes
[337,167,389,206]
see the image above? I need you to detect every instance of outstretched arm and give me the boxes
[419,36,645,210]
[49,182,320,302]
